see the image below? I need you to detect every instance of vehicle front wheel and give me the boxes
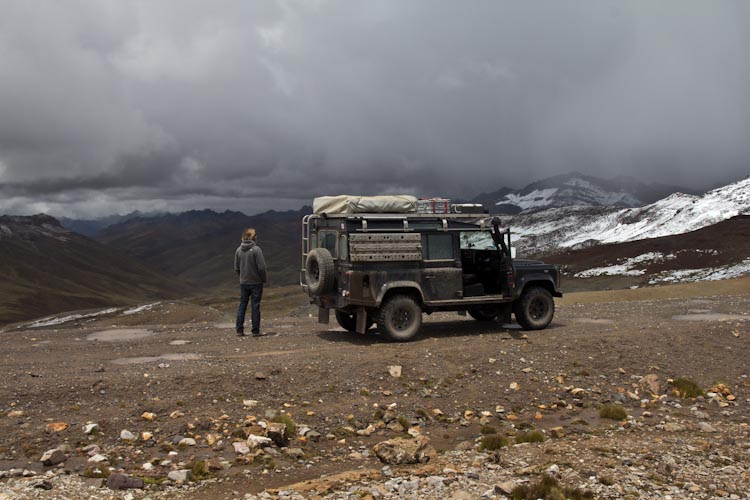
[335,310,374,332]
[513,286,554,330]
[377,295,422,342]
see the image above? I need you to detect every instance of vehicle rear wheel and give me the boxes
[377,295,422,342]
[335,310,374,332]
[468,306,498,321]
[305,248,335,294]
[513,286,554,330]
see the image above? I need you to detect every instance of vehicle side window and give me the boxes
[339,234,348,260]
[319,230,338,258]
[423,233,454,260]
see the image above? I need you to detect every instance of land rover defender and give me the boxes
[300,196,562,341]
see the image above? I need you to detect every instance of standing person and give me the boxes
[235,228,267,337]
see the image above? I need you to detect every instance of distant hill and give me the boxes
[472,172,700,214]
[60,211,164,237]
[96,208,309,290]
[542,215,750,290]
[509,177,750,255]
[0,215,192,325]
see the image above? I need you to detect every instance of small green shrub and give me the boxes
[189,460,211,480]
[671,378,704,398]
[511,474,594,500]
[515,430,545,444]
[359,388,370,396]
[397,415,411,430]
[599,404,627,421]
[373,408,385,420]
[271,414,296,435]
[479,434,509,451]
[481,424,498,435]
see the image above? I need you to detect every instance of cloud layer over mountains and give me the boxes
[0,1,748,217]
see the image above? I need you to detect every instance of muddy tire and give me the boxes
[377,295,422,342]
[305,248,335,294]
[468,306,498,322]
[513,286,554,330]
[335,310,374,332]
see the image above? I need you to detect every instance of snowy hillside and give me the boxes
[473,173,686,213]
[510,177,750,254]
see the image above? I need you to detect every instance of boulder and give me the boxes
[266,422,289,447]
[373,436,436,465]
[40,449,66,466]
[106,473,144,490]
[168,469,192,483]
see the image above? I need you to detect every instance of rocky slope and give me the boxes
[0,215,192,325]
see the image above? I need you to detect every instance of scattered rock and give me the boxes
[233,441,251,455]
[40,448,66,466]
[254,372,267,380]
[549,426,565,438]
[388,365,402,378]
[106,473,144,490]
[45,422,69,433]
[698,422,717,433]
[664,423,686,432]
[120,429,136,441]
[266,422,289,447]
[83,423,99,434]
[495,480,516,495]
[167,469,192,483]
[372,436,436,465]
[88,454,108,463]
[141,412,157,421]
[178,437,197,446]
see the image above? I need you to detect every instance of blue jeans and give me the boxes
[236,283,263,333]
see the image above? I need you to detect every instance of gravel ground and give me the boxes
[1,279,749,499]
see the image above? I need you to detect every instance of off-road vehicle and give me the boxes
[301,197,561,341]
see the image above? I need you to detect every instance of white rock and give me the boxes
[120,429,136,441]
[178,437,196,446]
[83,423,99,435]
[388,365,402,378]
[88,454,108,463]
[167,469,192,483]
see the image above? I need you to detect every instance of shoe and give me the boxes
[236,331,246,337]
[251,332,267,337]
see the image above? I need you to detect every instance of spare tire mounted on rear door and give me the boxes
[305,248,335,294]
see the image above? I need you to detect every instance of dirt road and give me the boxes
[1,278,749,499]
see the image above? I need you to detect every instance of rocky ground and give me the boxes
[1,278,750,500]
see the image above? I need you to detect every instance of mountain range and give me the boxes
[2,172,748,325]
[472,172,701,214]
[0,215,191,325]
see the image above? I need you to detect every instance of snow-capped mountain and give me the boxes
[509,177,750,254]
[473,172,696,214]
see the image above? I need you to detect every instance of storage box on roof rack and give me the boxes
[417,197,451,214]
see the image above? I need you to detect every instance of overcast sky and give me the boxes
[0,0,749,218]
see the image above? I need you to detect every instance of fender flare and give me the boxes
[375,281,425,306]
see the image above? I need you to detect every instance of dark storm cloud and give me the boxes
[0,0,748,217]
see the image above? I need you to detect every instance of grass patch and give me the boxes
[671,378,704,398]
[373,408,385,420]
[416,408,431,420]
[515,430,546,444]
[481,425,498,435]
[599,404,627,421]
[141,476,166,485]
[511,474,594,500]
[359,388,370,396]
[189,460,211,481]
[397,415,411,430]
[271,414,296,435]
[479,434,509,452]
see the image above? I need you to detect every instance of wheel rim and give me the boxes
[310,261,320,282]
[528,297,548,320]
[392,306,412,331]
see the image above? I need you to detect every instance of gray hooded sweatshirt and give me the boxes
[234,240,267,284]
